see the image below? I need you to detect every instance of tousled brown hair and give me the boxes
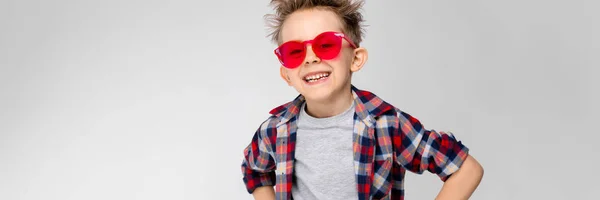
[265,0,366,47]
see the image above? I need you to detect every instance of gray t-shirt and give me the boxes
[292,102,358,200]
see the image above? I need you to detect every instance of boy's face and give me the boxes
[279,8,367,102]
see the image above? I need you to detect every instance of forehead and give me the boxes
[280,8,344,42]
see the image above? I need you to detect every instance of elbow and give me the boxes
[478,161,484,177]
[467,155,484,181]
[474,163,484,183]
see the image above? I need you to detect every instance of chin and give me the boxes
[302,90,333,102]
[297,84,338,102]
[293,73,346,101]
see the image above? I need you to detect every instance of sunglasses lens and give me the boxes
[313,32,342,60]
[275,32,346,69]
[278,42,305,68]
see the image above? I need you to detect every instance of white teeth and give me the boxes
[304,72,330,82]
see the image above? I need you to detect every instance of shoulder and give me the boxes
[392,107,418,123]
[256,115,280,137]
[385,106,426,135]
[367,97,421,130]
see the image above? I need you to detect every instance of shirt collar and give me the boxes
[268,85,394,127]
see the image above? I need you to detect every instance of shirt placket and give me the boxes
[275,118,297,200]
[353,117,376,200]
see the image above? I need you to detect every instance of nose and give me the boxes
[303,45,321,65]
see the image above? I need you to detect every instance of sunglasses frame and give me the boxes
[274,31,358,69]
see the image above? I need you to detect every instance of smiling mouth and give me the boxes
[303,72,331,83]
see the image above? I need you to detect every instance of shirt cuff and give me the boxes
[243,170,276,194]
[438,139,470,181]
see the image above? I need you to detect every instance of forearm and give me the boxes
[436,155,484,200]
[252,186,276,200]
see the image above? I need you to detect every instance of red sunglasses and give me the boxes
[274,31,357,69]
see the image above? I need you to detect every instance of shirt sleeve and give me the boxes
[393,110,469,181]
[241,119,277,193]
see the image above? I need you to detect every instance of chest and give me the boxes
[271,116,398,199]
[295,112,354,157]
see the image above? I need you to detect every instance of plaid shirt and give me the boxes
[241,85,469,200]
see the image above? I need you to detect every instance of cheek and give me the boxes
[330,52,354,70]
[337,50,354,64]
[284,69,298,80]
[291,71,305,83]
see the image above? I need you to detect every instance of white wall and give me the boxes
[1,0,598,199]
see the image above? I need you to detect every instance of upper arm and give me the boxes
[393,110,470,181]
[241,117,277,193]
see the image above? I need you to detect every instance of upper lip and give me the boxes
[302,71,331,80]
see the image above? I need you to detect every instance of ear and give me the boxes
[280,66,292,86]
[350,47,368,72]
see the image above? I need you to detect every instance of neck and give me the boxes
[304,85,354,118]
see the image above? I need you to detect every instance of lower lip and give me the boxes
[304,75,330,86]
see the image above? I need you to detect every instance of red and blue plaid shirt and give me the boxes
[241,85,469,200]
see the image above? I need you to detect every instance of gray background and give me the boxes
[1,0,598,199]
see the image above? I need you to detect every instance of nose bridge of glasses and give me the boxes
[302,39,315,46]
[302,39,317,55]
[302,40,321,63]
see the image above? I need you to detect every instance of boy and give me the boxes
[241,0,484,199]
